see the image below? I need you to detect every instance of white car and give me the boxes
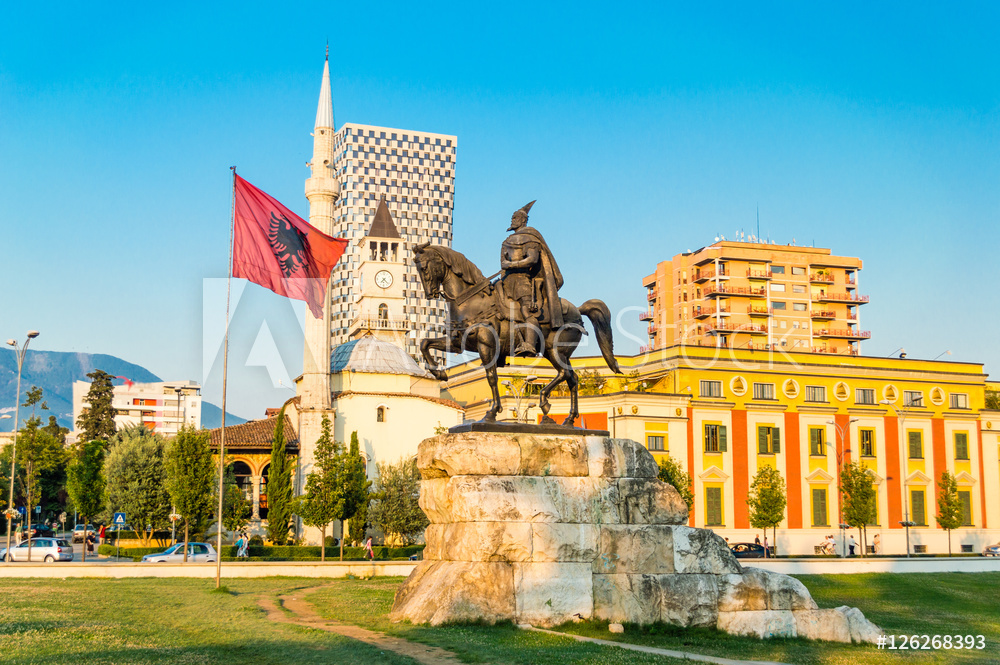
[141,542,217,563]
[1,538,74,562]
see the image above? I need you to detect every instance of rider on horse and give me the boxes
[500,201,564,358]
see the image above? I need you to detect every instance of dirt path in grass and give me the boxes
[258,585,467,665]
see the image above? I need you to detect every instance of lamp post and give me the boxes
[174,386,185,433]
[827,418,859,557]
[501,375,538,423]
[5,331,39,561]
[880,399,917,558]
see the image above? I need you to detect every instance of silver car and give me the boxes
[141,542,217,563]
[1,538,74,562]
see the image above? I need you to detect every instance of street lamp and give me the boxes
[827,418,859,557]
[5,331,40,561]
[880,398,917,558]
[501,375,538,423]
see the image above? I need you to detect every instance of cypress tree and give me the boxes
[266,408,293,545]
[76,370,118,447]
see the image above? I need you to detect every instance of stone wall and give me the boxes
[389,432,881,644]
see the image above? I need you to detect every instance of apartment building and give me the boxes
[642,242,868,355]
[72,379,201,437]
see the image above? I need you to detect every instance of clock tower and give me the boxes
[351,197,408,345]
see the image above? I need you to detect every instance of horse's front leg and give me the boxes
[562,368,580,427]
[477,327,502,422]
[420,337,450,381]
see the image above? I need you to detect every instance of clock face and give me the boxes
[375,270,393,289]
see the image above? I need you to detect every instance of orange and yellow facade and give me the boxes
[446,347,999,556]
[642,242,868,356]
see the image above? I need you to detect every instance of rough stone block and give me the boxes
[717,610,796,638]
[530,523,598,562]
[586,438,658,478]
[658,573,719,627]
[592,573,661,624]
[418,433,522,478]
[837,606,882,644]
[793,609,851,643]
[672,526,742,574]
[760,569,817,610]
[717,569,768,612]
[514,562,593,626]
[418,478,452,523]
[617,478,689,525]
[593,525,674,574]
[518,435,590,477]
[389,560,515,625]
[425,522,532,562]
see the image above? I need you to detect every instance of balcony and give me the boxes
[350,316,410,332]
[694,267,727,283]
[706,322,768,335]
[813,292,869,304]
[639,309,653,321]
[810,272,835,284]
[812,346,860,356]
[810,310,836,320]
[647,323,659,336]
[694,306,730,319]
[638,344,652,353]
[647,290,657,302]
[814,328,871,339]
[704,284,766,298]
[747,306,772,317]
[746,269,772,280]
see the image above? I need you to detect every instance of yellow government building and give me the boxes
[447,346,999,557]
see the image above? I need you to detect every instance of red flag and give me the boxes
[232,174,348,317]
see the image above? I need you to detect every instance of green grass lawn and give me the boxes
[1,573,997,664]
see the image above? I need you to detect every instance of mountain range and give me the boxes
[0,349,245,431]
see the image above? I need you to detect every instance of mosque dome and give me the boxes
[330,335,432,378]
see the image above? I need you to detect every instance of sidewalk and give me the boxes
[747,556,1000,575]
[0,560,417,578]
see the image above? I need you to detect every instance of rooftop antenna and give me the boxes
[756,204,760,242]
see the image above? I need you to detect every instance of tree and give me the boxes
[75,370,118,446]
[369,457,427,546]
[935,470,963,557]
[66,440,105,563]
[293,415,340,561]
[17,387,67,561]
[221,464,251,538]
[103,426,171,547]
[339,431,372,560]
[840,462,877,557]
[164,427,215,562]
[657,456,694,513]
[747,465,787,556]
[985,389,1000,411]
[265,408,293,545]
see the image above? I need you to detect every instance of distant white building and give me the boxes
[72,379,201,438]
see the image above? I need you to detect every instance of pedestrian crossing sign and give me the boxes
[113,512,126,526]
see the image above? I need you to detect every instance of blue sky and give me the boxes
[2,2,998,419]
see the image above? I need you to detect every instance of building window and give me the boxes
[793,284,806,293]
[758,425,781,454]
[954,432,969,460]
[812,488,828,526]
[704,424,727,452]
[647,435,665,452]
[911,489,926,525]
[772,301,787,310]
[376,406,386,422]
[793,302,807,311]
[809,428,826,456]
[860,429,876,457]
[855,388,875,405]
[706,487,723,526]
[791,266,806,275]
[771,283,786,292]
[959,491,973,526]
[772,266,785,274]
[950,393,969,409]
[753,383,775,400]
[903,391,923,407]
[805,385,826,402]
[700,380,723,398]
[908,431,923,459]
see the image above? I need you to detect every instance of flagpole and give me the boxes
[216,167,237,589]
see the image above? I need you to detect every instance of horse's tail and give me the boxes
[579,299,621,374]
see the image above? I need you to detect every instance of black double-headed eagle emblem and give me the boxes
[267,212,309,277]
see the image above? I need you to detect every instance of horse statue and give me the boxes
[412,242,621,426]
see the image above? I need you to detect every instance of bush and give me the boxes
[248,535,264,546]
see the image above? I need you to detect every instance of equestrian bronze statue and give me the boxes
[413,201,621,426]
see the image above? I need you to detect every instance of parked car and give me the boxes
[141,542,217,563]
[1,538,74,562]
[72,524,95,543]
[983,542,1000,557]
[26,524,55,539]
[730,542,770,559]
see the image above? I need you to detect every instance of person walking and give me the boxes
[763,535,769,558]
[98,524,106,546]
[873,534,881,555]
[238,533,249,558]
[754,534,761,546]
[364,536,374,561]
[848,534,857,556]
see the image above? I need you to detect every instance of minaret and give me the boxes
[300,48,341,410]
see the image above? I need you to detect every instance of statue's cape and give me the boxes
[509,225,563,327]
